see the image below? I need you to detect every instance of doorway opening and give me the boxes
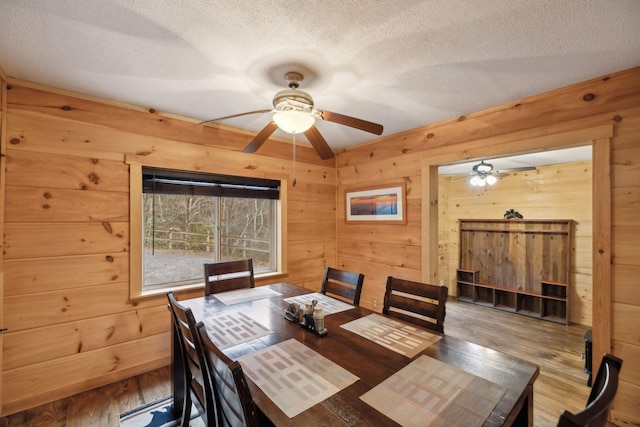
[421,124,612,369]
[437,145,593,326]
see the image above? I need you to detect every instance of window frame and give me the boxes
[129,163,287,299]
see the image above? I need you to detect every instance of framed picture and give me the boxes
[345,181,406,224]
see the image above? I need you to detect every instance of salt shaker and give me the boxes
[313,305,325,332]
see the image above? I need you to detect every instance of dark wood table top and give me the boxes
[179,282,539,426]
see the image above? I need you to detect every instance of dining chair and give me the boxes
[167,292,216,427]
[204,259,255,295]
[320,266,365,305]
[557,353,623,427]
[382,276,448,333]
[196,321,262,427]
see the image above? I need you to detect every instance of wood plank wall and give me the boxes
[336,67,640,426]
[1,67,638,425]
[0,67,8,411]
[439,160,593,325]
[0,81,337,415]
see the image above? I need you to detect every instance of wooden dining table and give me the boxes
[171,282,539,426]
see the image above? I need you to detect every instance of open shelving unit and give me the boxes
[456,219,572,324]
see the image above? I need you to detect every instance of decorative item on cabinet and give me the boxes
[503,209,523,219]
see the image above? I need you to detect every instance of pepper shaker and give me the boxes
[301,301,313,326]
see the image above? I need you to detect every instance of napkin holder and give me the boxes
[284,303,302,323]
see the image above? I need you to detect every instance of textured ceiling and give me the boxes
[1,0,639,159]
[438,145,592,175]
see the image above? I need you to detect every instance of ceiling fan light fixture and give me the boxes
[470,175,482,186]
[202,70,382,159]
[473,161,493,173]
[273,110,315,134]
[486,175,497,185]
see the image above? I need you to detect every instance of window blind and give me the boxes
[142,167,280,200]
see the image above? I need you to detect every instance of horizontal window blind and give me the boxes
[142,167,280,199]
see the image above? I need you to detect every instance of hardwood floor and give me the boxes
[0,366,172,427]
[0,299,603,426]
[445,299,593,427]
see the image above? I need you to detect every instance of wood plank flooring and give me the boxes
[0,299,605,426]
[445,300,594,427]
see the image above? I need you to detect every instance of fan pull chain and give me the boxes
[292,132,297,187]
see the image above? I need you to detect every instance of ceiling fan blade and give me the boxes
[317,110,383,135]
[304,126,335,160]
[484,166,536,178]
[199,109,273,125]
[243,122,278,153]
[494,166,537,173]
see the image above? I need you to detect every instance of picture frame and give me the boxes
[344,181,406,224]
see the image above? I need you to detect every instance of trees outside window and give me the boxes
[141,168,279,291]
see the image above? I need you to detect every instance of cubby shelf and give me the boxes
[456,219,571,325]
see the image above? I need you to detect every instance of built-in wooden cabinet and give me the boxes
[456,219,571,324]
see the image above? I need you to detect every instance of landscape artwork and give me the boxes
[345,183,405,223]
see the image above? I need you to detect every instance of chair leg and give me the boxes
[179,392,192,427]
[171,321,193,427]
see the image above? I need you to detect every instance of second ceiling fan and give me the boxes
[468,160,536,186]
[200,71,383,160]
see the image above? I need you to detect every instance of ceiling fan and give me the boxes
[468,161,536,187]
[199,71,384,160]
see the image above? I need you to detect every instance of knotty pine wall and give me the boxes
[1,66,638,425]
[0,66,7,413]
[336,67,640,426]
[0,81,337,415]
[438,160,593,326]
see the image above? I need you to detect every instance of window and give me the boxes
[140,167,280,292]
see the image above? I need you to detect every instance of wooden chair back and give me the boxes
[320,266,365,305]
[382,276,448,333]
[167,292,215,427]
[197,321,261,427]
[557,353,623,427]
[204,259,255,295]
